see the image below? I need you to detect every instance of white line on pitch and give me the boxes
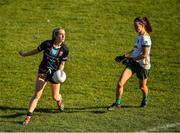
[139,122,180,132]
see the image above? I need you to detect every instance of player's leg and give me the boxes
[116,68,133,101]
[23,75,47,125]
[108,68,133,110]
[29,78,47,112]
[50,83,64,112]
[139,78,149,107]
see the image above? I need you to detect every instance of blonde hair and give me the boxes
[52,27,65,41]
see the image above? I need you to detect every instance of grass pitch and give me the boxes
[0,0,180,132]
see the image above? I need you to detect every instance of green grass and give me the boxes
[0,0,180,132]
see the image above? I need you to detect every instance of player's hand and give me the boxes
[115,55,125,62]
[129,58,136,63]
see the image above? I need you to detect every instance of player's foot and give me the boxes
[23,116,31,126]
[140,99,148,108]
[107,102,121,111]
[57,100,64,112]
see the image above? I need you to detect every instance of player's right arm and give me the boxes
[124,50,134,59]
[19,40,48,57]
[19,48,39,57]
[115,50,134,62]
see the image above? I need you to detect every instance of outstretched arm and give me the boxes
[19,48,39,57]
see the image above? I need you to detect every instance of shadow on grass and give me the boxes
[0,104,141,119]
[64,106,108,114]
[0,105,108,125]
[0,112,25,118]
[0,105,108,119]
[121,105,140,108]
[57,105,140,113]
[0,105,56,114]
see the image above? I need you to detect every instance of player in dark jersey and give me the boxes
[19,27,69,125]
[37,39,68,83]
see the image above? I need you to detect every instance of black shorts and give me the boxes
[38,69,58,84]
[122,59,150,80]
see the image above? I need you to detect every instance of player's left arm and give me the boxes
[59,61,65,70]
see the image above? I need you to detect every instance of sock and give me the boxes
[27,112,33,117]
[143,94,148,101]
[115,98,122,105]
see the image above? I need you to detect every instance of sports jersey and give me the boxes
[130,33,151,69]
[37,40,69,74]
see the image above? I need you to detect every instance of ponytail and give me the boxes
[142,17,152,34]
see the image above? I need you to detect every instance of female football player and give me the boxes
[19,27,69,125]
[108,17,152,110]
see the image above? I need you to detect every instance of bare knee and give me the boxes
[139,85,148,91]
[117,81,124,89]
[52,95,59,101]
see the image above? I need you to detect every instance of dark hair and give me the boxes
[52,27,64,41]
[134,16,152,34]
